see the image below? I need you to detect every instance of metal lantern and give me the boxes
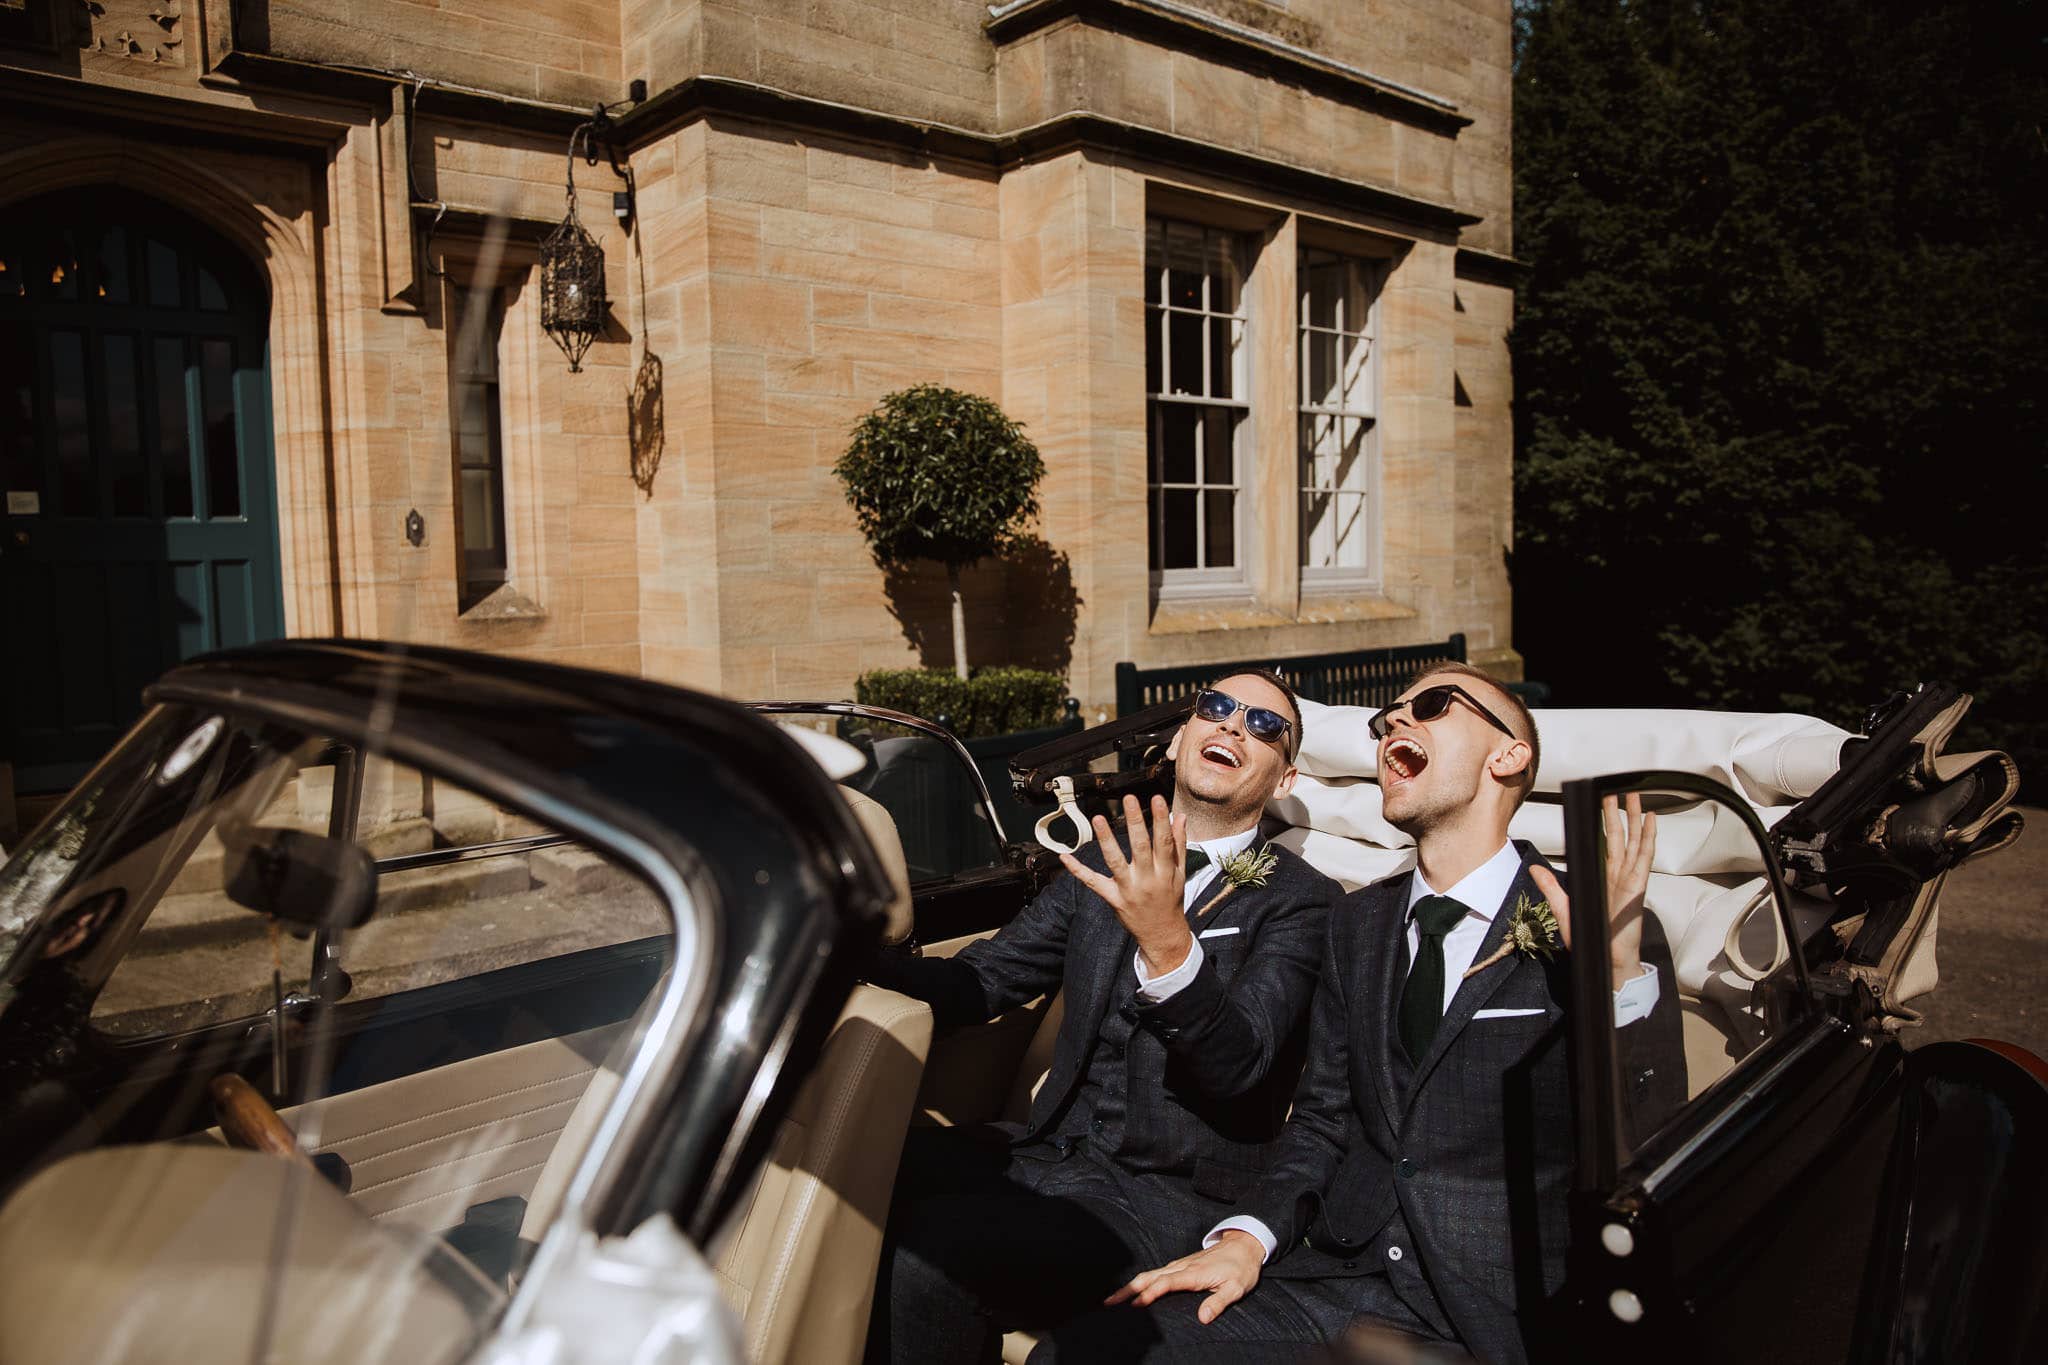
[540,145,608,372]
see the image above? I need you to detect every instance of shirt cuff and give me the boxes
[1613,962,1661,1028]
[1134,936,1204,1003]
[1205,1216,1277,1263]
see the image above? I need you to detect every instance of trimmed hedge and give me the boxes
[855,666,1066,739]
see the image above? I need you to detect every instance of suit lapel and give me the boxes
[1364,874,1412,1132]
[1407,856,1543,1097]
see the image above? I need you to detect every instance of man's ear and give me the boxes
[1489,739,1532,782]
[1166,727,1184,762]
[1270,763,1298,800]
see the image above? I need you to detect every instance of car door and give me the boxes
[1557,772,1906,1364]
[752,704,1057,1125]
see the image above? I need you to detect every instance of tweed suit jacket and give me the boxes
[869,837,1338,1196]
[1239,843,1685,1365]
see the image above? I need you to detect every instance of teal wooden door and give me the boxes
[1,188,283,792]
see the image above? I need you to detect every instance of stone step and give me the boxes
[166,816,435,899]
[94,880,670,1038]
[133,853,533,956]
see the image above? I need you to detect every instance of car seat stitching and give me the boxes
[369,1155,554,1219]
[324,1093,581,1165]
[311,1066,599,1147]
[347,1126,565,1198]
[754,1012,894,1355]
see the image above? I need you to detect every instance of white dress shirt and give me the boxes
[1131,826,1259,1002]
[1208,841,1660,1262]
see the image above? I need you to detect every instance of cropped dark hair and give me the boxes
[1205,666,1304,761]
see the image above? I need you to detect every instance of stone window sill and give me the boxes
[458,584,548,622]
[1147,593,1415,636]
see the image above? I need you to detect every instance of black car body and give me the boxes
[0,643,2036,1365]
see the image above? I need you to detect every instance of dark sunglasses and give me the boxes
[1192,688,1295,752]
[1368,684,1517,741]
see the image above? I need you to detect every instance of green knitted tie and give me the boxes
[1398,895,1468,1060]
[1184,847,1210,877]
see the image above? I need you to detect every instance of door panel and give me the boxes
[282,1023,626,1230]
[0,188,281,792]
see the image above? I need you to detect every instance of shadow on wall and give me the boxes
[881,535,1081,676]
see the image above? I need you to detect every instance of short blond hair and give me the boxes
[1404,662,1540,803]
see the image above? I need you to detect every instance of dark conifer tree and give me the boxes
[1513,0,2048,781]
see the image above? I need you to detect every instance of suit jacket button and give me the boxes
[1342,1260,1357,1270]
[1396,1158,1416,1179]
[1387,1245,1404,1262]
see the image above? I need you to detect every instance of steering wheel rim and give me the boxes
[209,1074,314,1170]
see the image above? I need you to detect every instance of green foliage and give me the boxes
[854,666,1067,738]
[1513,0,2048,788]
[834,385,1046,571]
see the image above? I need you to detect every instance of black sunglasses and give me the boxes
[1368,684,1517,741]
[1192,688,1295,752]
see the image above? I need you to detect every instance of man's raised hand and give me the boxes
[1529,792,1658,990]
[1104,1230,1264,1325]
[1058,794,1193,977]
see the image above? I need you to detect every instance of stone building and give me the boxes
[0,0,1520,800]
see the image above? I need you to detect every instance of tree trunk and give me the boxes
[947,563,968,681]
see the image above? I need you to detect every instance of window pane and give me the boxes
[1339,332,1373,411]
[1209,318,1241,400]
[1204,490,1236,567]
[1307,331,1337,408]
[92,729,339,1036]
[1168,310,1203,395]
[1303,486,1336,567]
[146,238,181,309]
[200,339,240,519]
[342,761,668,1005]
[1303,257,1342,330]
[1145,306,1163,394]
[1159,403,1198,484]
[461,469,499,552]
[155,338,194,519]
[95,227,130,306]
[50,330,91,516]
[43,229,81,303]
[197,266,228,313]
[1329,492,1367,569]
[1,323,36,497]
[1202,407,1236,484]
[1161,489,1198,569]
[104,335,146,517]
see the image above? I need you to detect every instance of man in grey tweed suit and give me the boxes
[1046,663,1686,1364]
[866,671,1342,1365]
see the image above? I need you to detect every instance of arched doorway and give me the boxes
[1,187,283,792]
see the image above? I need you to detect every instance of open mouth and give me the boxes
[1381,736,1429,783]
[1199,741,1243,770]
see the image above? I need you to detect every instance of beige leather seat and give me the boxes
[0,1144,495,1365]
[525,784,932,1365]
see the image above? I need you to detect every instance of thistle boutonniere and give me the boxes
[1195,842,1278,917]
[1462,893,1561,978]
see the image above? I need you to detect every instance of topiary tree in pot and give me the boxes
[834,384,1045,680]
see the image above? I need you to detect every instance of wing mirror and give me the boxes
[220,826,377,933]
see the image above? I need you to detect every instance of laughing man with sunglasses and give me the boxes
[1055,663,1688,1365]
[867,670,1343,1365]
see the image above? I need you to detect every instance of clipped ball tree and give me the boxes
[834,384,1045,680]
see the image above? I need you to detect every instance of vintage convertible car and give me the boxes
[0,641,2038,1364]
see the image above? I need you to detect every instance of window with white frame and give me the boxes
[1298,249,1385,582]
[1146,218,1249,587]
